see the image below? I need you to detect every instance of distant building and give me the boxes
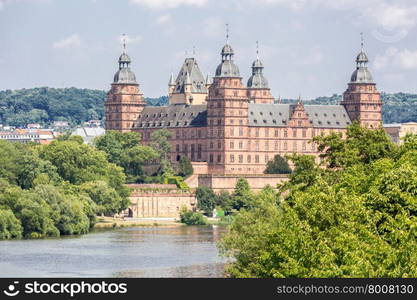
[27,123,41,129]
[85,120,101,127]
[0,129,56,144]
[384,122,417,144]
[71,127,105,144]
[53,121,70,129]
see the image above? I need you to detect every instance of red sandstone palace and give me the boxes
[105,37,382,175]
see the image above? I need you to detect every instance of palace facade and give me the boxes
[105,38,382,175]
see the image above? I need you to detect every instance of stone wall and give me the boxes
[127,184,196,218]
[198,174,289,192]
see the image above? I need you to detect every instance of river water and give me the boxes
[0,225,228,278]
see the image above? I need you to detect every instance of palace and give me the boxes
[105,36,382,176]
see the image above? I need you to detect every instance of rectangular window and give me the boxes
[217,155,221,163]
[255,142,259,151]
[230,128,234,136]
[210,142,213,149]
[176,144,180,152]
[284,142,288,150]
[302,129,307,138]
[230,155,234,163]
[265,141,269,151]
[197,144,202,159]
[239,128,243,136]
[274,129,278,137]
[209,154,213,163]
[284,129,288,138]
[292,129,297,138]
[255,155,259,163]
[256,129,260,137]
[274,141,279,151]
[302,141,306,151]
[247,155,251,163]
[230,141,234,149]
[265,128,269,137]
[238,155,243,163]
[293,141,297,151]
[239,141,243,149]
[265,155,269,163]
[218,142,221,149]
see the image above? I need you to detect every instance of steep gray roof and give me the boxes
[248,103,352,128]
[134,104,207,129]
[174,58,207,94]
[248,104,290,127]
[304,105,352,128]
[134,103,352,130]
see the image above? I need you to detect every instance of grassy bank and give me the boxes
[93,217,183,228]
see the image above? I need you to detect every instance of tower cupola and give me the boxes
[215,24,240,78]
[113,35,137,84]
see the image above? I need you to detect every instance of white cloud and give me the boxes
[130,0,207,10]
[252,0,417,33]
[53,34,82,49]
[156,13,171,25]
[118,34,142,45]
[374,47,417,70]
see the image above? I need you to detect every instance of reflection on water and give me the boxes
[0,225,229,278]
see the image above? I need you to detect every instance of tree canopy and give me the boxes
[220,124,417,277]
[0,138,130,239]
[264,154,292,174]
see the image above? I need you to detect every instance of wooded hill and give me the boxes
[0,87,415,127]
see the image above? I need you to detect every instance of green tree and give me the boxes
[80,180,129,215]
[264,155,292,174]
[232,178,253,211]
[0,209,22,239]
[150,129,173,175]
[95,131,158,182]
[196,186,216,216]
[216,190,233,214]
[220,125,417,278]
[178,156,193,178]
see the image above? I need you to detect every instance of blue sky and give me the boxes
[1,0,417,98]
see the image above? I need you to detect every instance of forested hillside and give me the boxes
[0,87,416,127]
[0,87,168,127]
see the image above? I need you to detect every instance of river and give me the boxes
[0,225,228,278]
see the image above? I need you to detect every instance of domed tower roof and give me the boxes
[214,25,240,78]
[247,42,269,89]
[113,35,137,84]
[350,34,373,84]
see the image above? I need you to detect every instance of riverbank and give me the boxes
[94,216,182,228]
[94,216,231,229]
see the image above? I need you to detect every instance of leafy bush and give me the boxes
[179,207,207,225]
[196,186,216,216]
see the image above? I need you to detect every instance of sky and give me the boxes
[0,0,417,99]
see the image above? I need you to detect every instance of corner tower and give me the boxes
[207,26,249,174]
[341,35,382,128]
[247,42,274,104]
[105,37,145,132]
